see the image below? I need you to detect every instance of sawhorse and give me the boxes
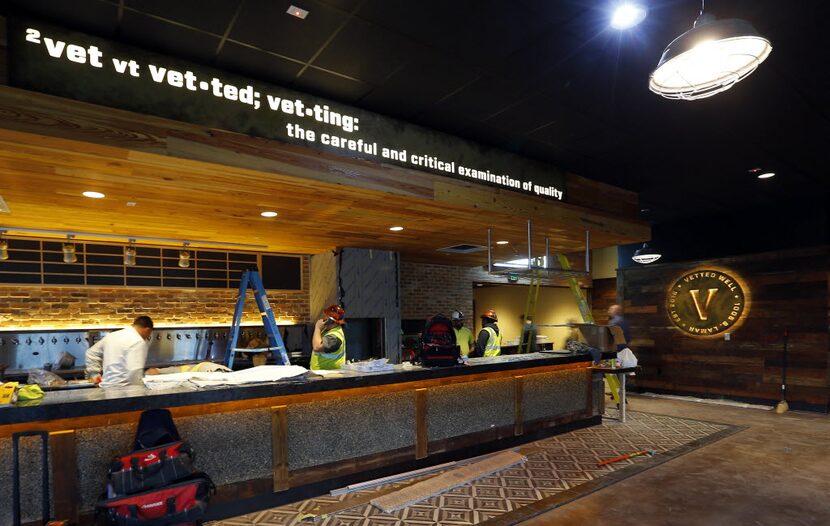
[225,269,290,369]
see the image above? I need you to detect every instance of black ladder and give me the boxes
[225,269,290,369]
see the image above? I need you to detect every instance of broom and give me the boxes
[775,329,789,414]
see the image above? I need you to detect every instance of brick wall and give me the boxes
[0,258,311,328]
[400,261,593,322]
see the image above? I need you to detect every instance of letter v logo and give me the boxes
[689,288,718,320]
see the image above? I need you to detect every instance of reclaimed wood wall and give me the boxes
[619,247,830,411]
[590,277,618,324]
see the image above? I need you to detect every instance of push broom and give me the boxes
[775,329,789,414]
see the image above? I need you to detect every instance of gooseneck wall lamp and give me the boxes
[632,243,662,264]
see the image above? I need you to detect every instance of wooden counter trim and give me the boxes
[514,375,525,436]
[49,429,79,523]
[0,362,589,437]
[585,368,594,417]
[287,445,416,488]
[271,406,289,492]
[415,388,428,460]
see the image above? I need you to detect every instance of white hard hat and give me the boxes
[451,310,464,320]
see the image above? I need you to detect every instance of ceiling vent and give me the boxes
[437,244,487,254]
[0,195,9,213]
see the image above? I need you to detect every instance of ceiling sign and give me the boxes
[7,18,566,201]
[667,268,748,337]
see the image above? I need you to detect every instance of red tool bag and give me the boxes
[96,474,214,526]
[108,441,195,495]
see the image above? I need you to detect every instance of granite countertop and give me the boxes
[0,352,591,425]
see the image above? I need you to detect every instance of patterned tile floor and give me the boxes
[211,408,732,526]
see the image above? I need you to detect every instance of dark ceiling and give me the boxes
[3,0,829,225]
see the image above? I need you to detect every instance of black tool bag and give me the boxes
[418,314,461,367]
[96,473,214,526]
[109,441,196,495]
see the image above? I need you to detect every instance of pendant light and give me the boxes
[649,0,772,100]
[178,243,191,268]
[62,235,78,263]
[0,231,8,261]
[124,239,137,266]
[632,243,662,264]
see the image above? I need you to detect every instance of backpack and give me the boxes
[134,409,181,450]
[418,314,461,367]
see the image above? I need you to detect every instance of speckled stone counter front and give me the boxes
[0,434,49,526]
[427,378,515,442]
[287,391,415,470]
[523,368,589,422]
[0,354,598,525]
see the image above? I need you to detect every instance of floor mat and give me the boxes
[210,408,740,526]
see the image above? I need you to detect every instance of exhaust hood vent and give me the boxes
[0,195,9,213]
[437,244,487,254]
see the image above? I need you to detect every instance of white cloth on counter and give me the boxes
[142,365,308,390]
[341,358,394,373]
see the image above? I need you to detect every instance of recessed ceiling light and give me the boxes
[287,5,309,19]
[260,211,278,218]
[757,172,775,179]
[389,226,404,231]
[496,240,509,245]
[126,201,137,207]
[82,191,105,199]
[611,3,647,30]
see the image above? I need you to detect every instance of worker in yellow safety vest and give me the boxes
[450,310,475,358]
[311,304,347,370]
[475,309,502,357]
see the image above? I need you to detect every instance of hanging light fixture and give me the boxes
[632,243,662,264]
[124,239,137,266]
[178,243,191,268]
[0,231,8,261]
[649,0,772,100]
[62,235,78,264]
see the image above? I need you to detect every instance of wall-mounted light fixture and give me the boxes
[63,235,78,263]
[0,230,8,261]
[124,239,137,266]
[178,243,191,268]
[632,243,662,264]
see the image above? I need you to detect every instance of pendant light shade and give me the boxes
[632,243,662,264]
[178,243,191,268]
[124,241,137,266]
[649,14,771,100]
[63,237,78,264]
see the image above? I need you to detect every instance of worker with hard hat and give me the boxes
[476,309,502,357]
[311,304,347,370]
[450,310,475,358]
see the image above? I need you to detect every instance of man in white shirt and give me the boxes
[85,316,154,388]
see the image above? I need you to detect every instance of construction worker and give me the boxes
[85,315,154,388]
[475,309,502,357]
[311,304,347,370]
[450,310,475,358]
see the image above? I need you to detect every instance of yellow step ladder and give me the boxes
[556,254,622,405]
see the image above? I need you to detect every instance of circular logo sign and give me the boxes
[667,269,747,337]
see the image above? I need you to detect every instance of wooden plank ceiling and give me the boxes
[0,87,649,266]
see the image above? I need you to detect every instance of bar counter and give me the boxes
[1,352,603,525]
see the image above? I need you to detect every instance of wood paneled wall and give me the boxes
[619,247,830,411]
[590,277,618,324]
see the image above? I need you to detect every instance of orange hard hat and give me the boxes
[323,304,346,325]
[480,309,498,322]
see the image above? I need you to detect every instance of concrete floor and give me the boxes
[522,396,830,526]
